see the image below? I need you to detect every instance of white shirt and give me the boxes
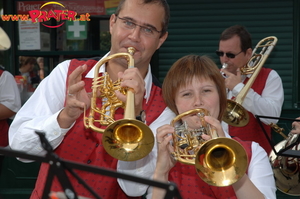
[222,70,284,131]
[9,54,176,196]
[247,142,277,199]
[225,132,276,199]
[0,70,21,118]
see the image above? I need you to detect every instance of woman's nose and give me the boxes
[194,96,203,107]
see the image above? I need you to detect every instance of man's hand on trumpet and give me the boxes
[220,67,243,91]
[115,67,146,116]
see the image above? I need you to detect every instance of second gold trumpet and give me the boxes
[171,108,248,187]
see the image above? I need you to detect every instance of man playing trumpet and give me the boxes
[217,25,284,153]
[9,0,175,198]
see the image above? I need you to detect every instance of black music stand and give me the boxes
[255,115,300,158]
[0,131,182,199]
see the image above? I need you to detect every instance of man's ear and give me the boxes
[246,48,253,59]
[109,14,117,35]
[156,31,168,50]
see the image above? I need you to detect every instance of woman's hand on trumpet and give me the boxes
[155,124,177,180]
[115,67,146,116]
[203,115,226,138]
[58,64,91,129]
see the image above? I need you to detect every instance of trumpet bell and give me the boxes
[222,99,249,127]
[102,119,154,161]
[195,137,248,187]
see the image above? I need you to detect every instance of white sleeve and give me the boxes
[248,142,277,199]
[0,71,21,114]
[232,70,284,125]
[9,60,72,162]
[117,107,176,196]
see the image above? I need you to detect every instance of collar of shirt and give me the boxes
[85,52,152,103]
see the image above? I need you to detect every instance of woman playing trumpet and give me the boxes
[149,55,276,199]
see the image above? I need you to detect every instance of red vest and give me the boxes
[0,69,9,147]
[30,58,167,199]
[229,68,272,153]
[168,137,252,199]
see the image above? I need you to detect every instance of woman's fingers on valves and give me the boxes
[156,125,174,145]
[204,116,225,137]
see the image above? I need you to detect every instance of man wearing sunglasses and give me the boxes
[217,25,284,154]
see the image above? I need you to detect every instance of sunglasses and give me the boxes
[215,50,243,59]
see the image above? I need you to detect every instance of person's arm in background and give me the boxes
[37,57,45,80]
[233,70,284,125]
[0,71,21,119]
[0,104,15,120]
[9,60,70,161]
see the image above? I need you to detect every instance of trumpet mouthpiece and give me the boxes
[128,47,136,55]
[222,63,228,69]
[221,63,228,78]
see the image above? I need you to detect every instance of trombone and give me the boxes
[222,36,278,127]
[84,47,154,161]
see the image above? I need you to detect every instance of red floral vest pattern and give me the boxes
[30,58,167,199]
[0,69,9,147]
[168,137,252,199]
[229,68,272,153]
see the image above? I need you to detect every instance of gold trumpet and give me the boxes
[84,47,154,161]
[171,108,248,186]
[222,36,278,127]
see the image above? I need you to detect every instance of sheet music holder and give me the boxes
[0,131,182,199]
[255,115,300,158]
